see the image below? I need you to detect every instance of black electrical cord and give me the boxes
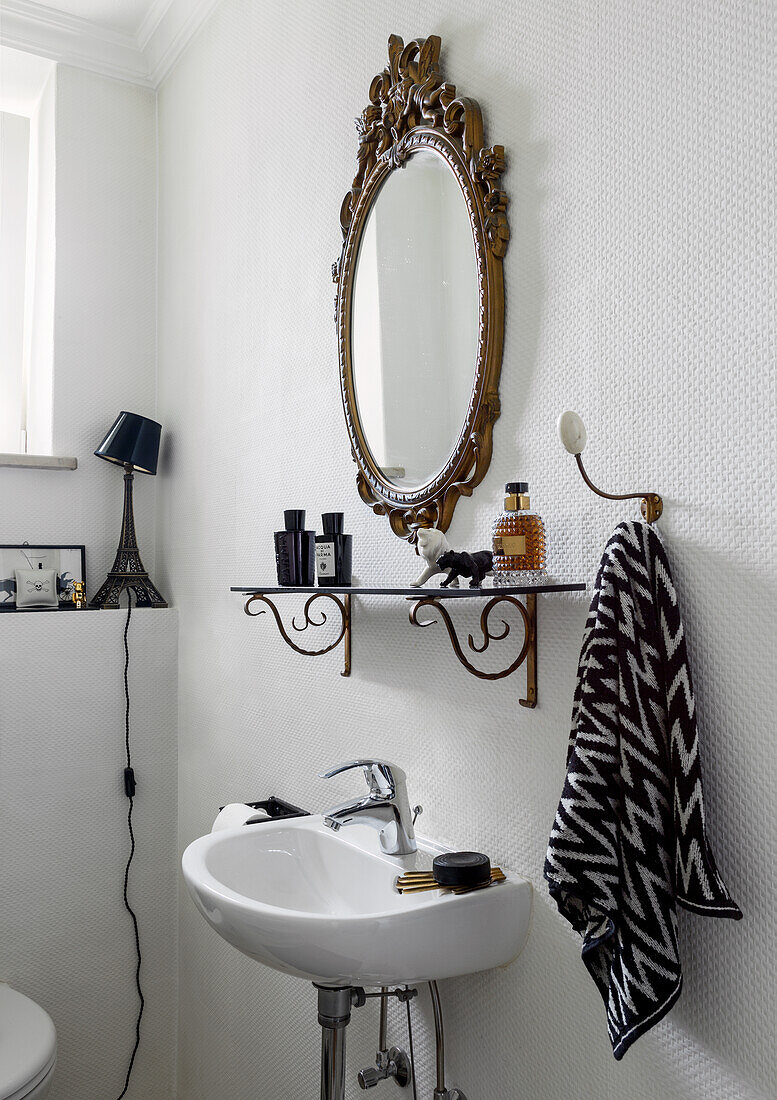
[405,987,418,1100]
[116,593,144,1100]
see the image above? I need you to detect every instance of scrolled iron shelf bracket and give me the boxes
[235,584,586,698]
[244,592,351,677]
[408,592,538,708]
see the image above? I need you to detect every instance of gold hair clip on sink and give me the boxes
[395,852,505,896]
[395,868,507,896]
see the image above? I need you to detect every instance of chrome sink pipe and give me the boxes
[320,760,417,856]
[429,980,468,1100]
[316,985,364,1100]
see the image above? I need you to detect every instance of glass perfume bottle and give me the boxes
[274,509,315,586]
[492,482,546,584]
[315,513,352,586]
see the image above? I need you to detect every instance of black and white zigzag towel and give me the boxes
[544,521,741,1059]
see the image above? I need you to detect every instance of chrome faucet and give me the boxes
[319,760,417,856]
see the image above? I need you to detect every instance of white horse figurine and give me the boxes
[408,528,458,588]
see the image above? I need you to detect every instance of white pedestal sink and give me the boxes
[182,814,532,987]
[182,814,532,1099]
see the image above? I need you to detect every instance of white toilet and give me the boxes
[0,985,57,1100]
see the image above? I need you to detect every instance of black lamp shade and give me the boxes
[94,411,161,475]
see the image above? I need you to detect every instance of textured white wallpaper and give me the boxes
[157,1,776,1098]
[0,610,178,1100]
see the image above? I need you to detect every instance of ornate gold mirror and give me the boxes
[334,34,509,540]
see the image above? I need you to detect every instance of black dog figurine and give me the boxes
[437,550,494,589]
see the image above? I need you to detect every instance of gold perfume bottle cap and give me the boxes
[505,482,530,510]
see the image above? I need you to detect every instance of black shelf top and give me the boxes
[231,582,586,598]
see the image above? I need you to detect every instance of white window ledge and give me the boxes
[0,453,77,470]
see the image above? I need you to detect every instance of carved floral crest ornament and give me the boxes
[334,35,509,540]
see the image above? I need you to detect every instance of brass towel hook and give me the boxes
[557,411,663,524]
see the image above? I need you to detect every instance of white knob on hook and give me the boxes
[557,410,587,455]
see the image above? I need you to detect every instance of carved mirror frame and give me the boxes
[334,34,509,541]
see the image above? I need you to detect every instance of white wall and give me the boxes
[156,2,775,1099]
[0,610,178,1100]
[0,61,176,1100]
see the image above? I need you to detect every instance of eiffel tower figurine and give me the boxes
[90,464,167,608]
[90,411,167,609]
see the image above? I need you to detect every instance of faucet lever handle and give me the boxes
[319,759,405,799]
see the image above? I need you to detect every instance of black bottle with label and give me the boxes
[274,509,315,586]
[315,513,352,586]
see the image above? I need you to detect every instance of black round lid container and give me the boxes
[505,482,528,494]
[432,851,491,887]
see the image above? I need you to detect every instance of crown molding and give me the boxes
[0,0,151,85]
[139,0,220,86]
[0,0,221,89]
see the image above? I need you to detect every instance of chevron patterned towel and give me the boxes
[544,520,741,1059]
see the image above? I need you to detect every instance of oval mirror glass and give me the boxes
[350,148,479,490]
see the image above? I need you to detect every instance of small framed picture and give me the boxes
[0,544,87,611]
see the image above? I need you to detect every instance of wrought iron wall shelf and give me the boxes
[232,582,585,708]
